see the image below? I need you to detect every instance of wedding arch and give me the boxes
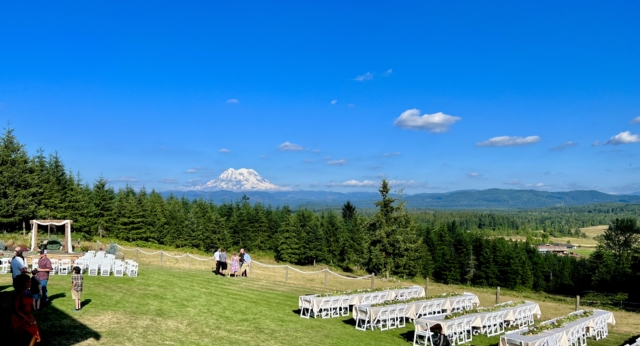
[29,220,74,253]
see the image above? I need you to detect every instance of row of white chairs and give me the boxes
[395,287,424,301]
[299,296,350,319]
[415,300,445,319]
[413,318,474,346]
[360,291,390,305]
[356,305,408,331]
[31,258,72,275]
[509,305,536,328]
[479,310,507,337]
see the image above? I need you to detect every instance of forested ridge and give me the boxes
[1,127,639,306]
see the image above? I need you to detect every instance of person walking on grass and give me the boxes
[30,269,42,311]
[36,250,52,306]
[71,266,83,311]
[12,274,40,346]
[241,250,251,278]
[229,252,240,277]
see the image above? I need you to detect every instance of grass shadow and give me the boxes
[0,286,101,346]
[622,335,640,346]
[81,299,92,309]
[399,330,414,343]
[292,309,301,315]
[341,318,357,327]
[47,292,66,303]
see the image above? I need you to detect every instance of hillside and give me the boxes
[164,189,640,209]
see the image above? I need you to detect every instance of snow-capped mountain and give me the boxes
[195,168,289,191]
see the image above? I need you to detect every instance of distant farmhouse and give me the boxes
[537,243,580,257]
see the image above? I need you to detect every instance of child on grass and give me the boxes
[71,266,83,311]
[30,269,41,311]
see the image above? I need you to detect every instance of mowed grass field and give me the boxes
[1,262,638,346]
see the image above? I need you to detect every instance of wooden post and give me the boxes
[496,287,500,305]
[136,248,139,262]
[370,273,375,289]
[186,253,189,268]
[160,252,163,266]
[324,269,328,287]
[425,277,429,297]
[575,295,580,311]
[285,266,289,283]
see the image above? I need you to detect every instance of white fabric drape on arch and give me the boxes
[30,220,73,253]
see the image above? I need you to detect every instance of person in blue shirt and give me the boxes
[240,250,251,278]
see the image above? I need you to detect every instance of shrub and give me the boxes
[0,240,6,251]
[106,242,118,255]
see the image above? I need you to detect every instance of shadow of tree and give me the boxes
[0,284,101,346]
[622,335,640,346]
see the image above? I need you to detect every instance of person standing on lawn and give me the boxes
[213,248,221,275]
[71,266,83,311]
[11,247,28,290]
[229,252,240,277]
[36,249,52,305]
[30,269,42,311]
[219,249,228,276]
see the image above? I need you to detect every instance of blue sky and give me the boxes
[1,1,639,194]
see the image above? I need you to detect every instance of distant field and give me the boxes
[580,225,608,237]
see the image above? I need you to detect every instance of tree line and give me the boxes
[1,127,639,305]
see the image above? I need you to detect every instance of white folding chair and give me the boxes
[433,300,444,315]
[340,296,351,316]
[361,294,372,305]
[74,259,85,272]
[318,298,332,319]
[299,296,313,319]
[31,258,39,271]
[355,308,372,331]
[0,260,9,274]
[376,307,391,331]
[113,260,125,277]
[86,250,96,258]
[396,290,408,301]
[88,260,99,276]
[58,259,71,275]
[100,259,112,276]
[413,321,434,346]
[127,262,138,277]
[396,304,408,328]
[330,296,342,317]
[388,306,399,329]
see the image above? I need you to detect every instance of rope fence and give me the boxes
[111,244,379,291]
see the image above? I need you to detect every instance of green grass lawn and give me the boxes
[0,265,636,346]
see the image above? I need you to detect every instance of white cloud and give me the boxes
[341,180,377,187]
[467,172,482,178]
[219,148,231,153]
[323,156,331,160]
[605,131,640,145]
[278,141,304,151]
[187,179,202,184]
[550,141,578,151]
[630,116,640,124]
[331,100,337,105]
[353,72,373,81]
[394,109,461,133]
[186,169,197,173]
[312,149,321,153]
[326,159,346,165]
[477,135,541,147]
[226,99,239,104]
[505,179,522,186]
[384,69,392,76]
[160,178,178,184]
[592,140,600,147]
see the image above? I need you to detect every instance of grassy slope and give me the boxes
[0,264,636,346]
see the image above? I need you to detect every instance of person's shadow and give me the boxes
[0,284,101,345]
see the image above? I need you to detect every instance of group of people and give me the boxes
[212,248,251,277]
[9,246,85,346]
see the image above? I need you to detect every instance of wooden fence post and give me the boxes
[575,295,580,311]
[496,287,500,304]
[285,266,289,283]
[186,254,189,268]
[425,277,429,297]
[160,252,163,266]
[370,273,375,289]
[324,269,328,287]
[136,248,139,262]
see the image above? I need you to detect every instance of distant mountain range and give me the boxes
[163,188,640,210]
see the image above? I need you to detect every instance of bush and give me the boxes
[106,242,118,255]
[46,239,63,251]
[0,240,6,251]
